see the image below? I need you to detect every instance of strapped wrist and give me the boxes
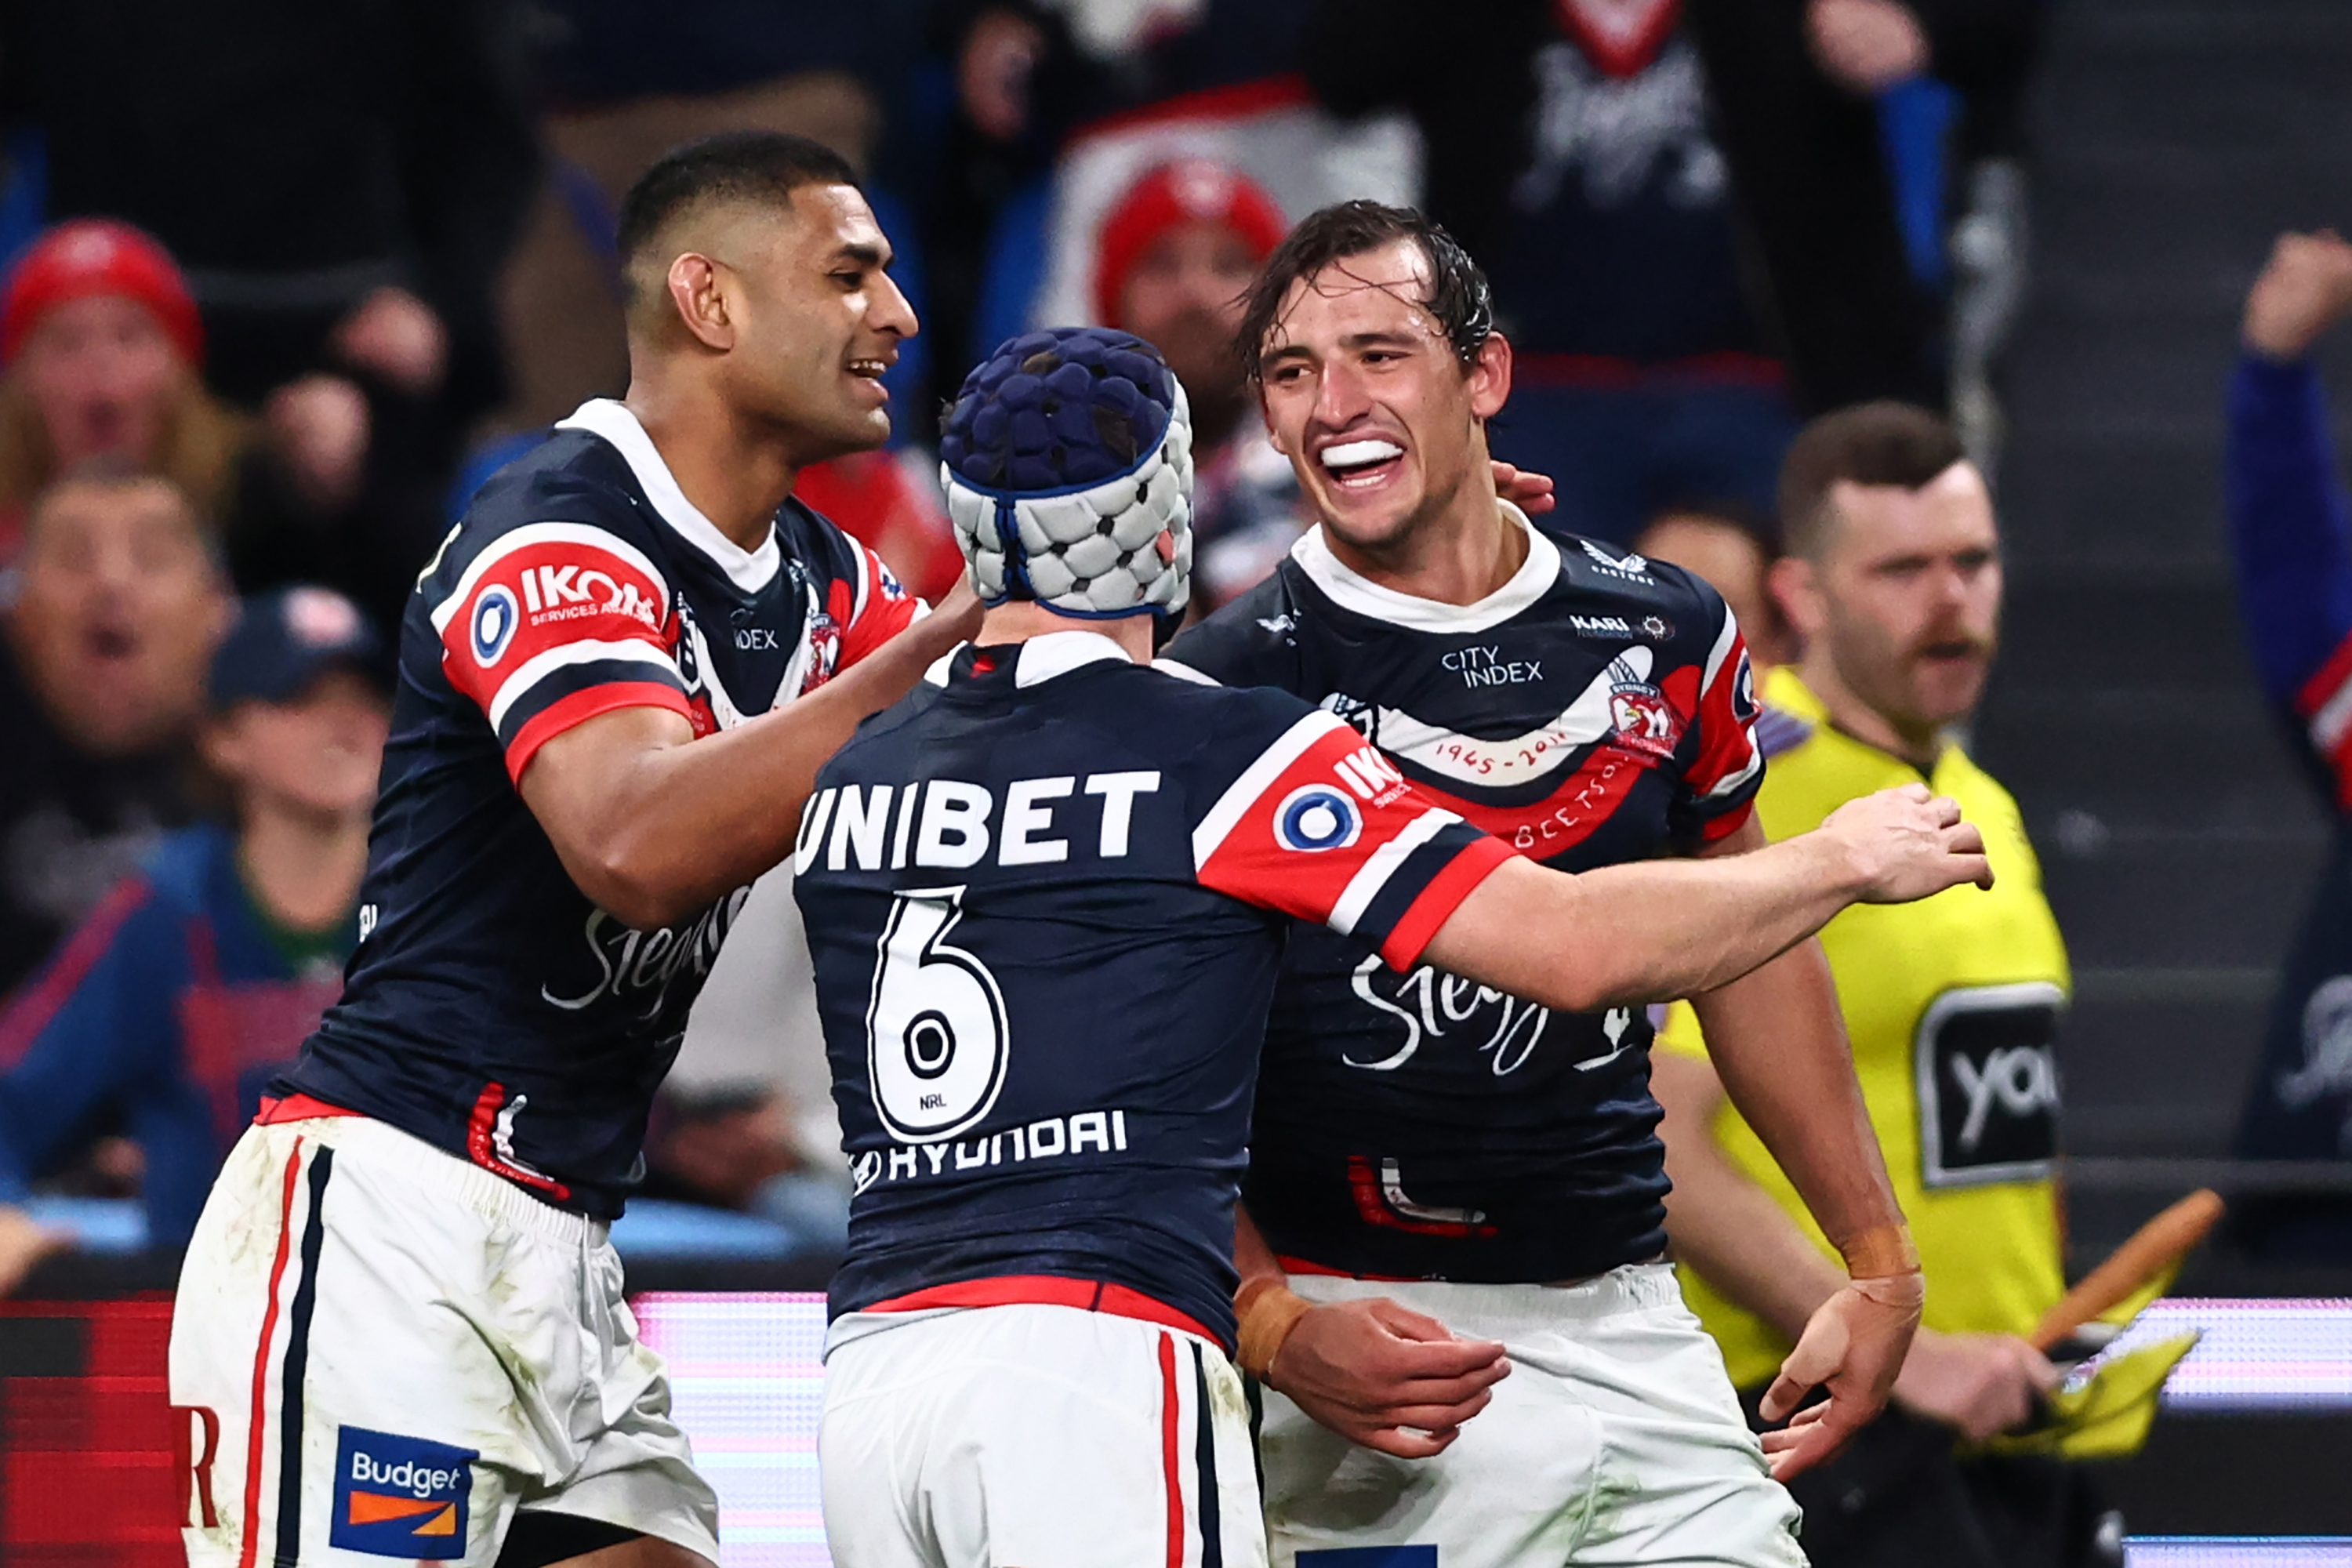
[1234,1276,1311,1382]
[1838,1222,1920,1280]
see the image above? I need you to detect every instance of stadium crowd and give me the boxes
[0,1,2336,1563]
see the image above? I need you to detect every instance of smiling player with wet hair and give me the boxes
[795,324,1991,1568]
[1161,201,1942,1567]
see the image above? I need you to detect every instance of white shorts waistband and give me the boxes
[260,1115,606,1247]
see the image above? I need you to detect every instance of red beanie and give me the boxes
[2,220,203,367]
[1094,159,1288,330]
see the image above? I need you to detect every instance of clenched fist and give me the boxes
[1818,782,1993,903]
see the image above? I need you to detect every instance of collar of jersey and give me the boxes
[1288,501,1560,633]
[1011,630,1132,687]
[555,398,782,593]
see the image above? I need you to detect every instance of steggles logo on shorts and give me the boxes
[330,1426,477,1559]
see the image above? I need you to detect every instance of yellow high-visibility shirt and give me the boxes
[1654,666,2068,1389]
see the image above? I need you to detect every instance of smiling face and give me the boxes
[16,294,183,468]
[1254,238,1509,557]
[687,183,918,463]
[10,475,227,756]
[1784,461,2003,738]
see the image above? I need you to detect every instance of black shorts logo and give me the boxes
[1914,982,2064,1188]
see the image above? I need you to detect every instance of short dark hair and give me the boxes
[1236,201,1494,383]
[615,132,860,299]
[1777,401,1969,557]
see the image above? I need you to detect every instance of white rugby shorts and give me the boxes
[821,1299,1265,1568]
[168,1116,720,1568]
[1261,1265,1805,1568]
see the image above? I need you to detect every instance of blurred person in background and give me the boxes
[1094,156,1312,608]
[0,466,229,993]
[0,220,391,596]
[0,0,542,626]
[1293,0,1821,544]
[1652,404,2124,1566]
[1634,504,1795,672]
[2222,230,2352,1258]
[0,586,384,1294]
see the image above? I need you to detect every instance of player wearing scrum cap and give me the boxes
[1158,201,1927,1566]
[793,325,1988,1568]
[166,132,978,1568]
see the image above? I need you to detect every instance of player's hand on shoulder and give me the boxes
[1889,1328,2059,1443]
[1268,1296,1512,1460]
[1757,1273,1921,1480]
[2243,230,2352,362]
[1489,460,1556,517]
[1818,782,1994,903]
[0,1206,66,1297]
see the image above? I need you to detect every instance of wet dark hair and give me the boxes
[615,132,860,303]
[1777,401,1969,558]
[1236,200,1494,383]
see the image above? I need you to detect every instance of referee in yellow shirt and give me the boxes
[1653,403,2113,1566]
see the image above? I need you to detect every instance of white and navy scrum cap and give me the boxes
[938,326,1194,619]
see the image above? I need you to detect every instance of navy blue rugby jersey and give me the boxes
[794,631,1513,1345]
[1160,507,1762,1283]
[271,399,919,1217]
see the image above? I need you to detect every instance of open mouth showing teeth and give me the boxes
[847,359,888,379]
[1319,438,1403,488]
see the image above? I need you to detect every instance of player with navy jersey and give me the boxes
[167,134,979,1568]
[1159,204,1936,1567]
[797,328,1991,1568]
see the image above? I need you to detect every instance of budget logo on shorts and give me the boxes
[1276,784,1362,851]
[470,585,519,666]
[331,1426,477,1559]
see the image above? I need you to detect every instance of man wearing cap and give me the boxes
[0,585,388,1294]
[1094,158,1316,606]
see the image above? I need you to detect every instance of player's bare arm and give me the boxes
[1653,1052,2060,1450]
[521,584,979,929]
[1664,815,1919,1479]
[1417,782,1991,1013]
[1235,1203,1511,1460]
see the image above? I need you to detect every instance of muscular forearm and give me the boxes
[1425,833,1864,1015]
[1693,939,1905,1270]
[1652,1052,1853,1343]
[527,613,969,927]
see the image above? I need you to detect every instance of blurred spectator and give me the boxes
[2223,230,2352,1258]
[0,468,229,993]
[797,453,965,604]
[1,0,542,621]
[643,1081,851,1257]
[1633,505,1794,670]
[1095,158,1308,606]
[1301,0,1804,543]
[0,221,388,594]
[0,586,384,1290]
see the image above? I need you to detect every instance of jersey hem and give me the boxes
[858,1275,1225,1348]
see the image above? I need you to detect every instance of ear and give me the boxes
[1768,554,1822,642]
[1466,332,1512,421]
[666,253,736,351]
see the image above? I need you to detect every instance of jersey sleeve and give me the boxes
[1671,594,1766,842]
[1190,706,1515,970]
[2227,354,2352,808]
[426,519,693,782]
[831,540,924,672]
